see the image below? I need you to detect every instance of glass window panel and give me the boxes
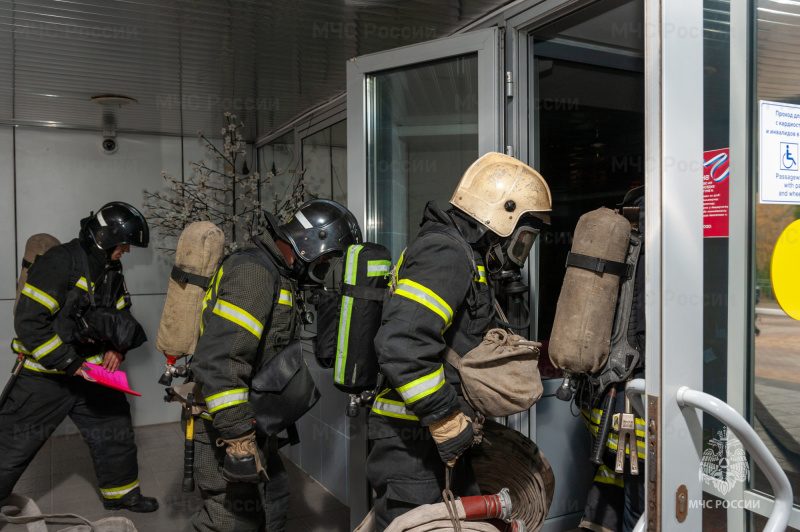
[750,0,800,511]
[366,54,479,260]
[301,121,348,206]
[259,130,299,219]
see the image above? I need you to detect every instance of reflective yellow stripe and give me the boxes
[76,277,95,292]
[21,284,59,314]
[278,289,293,307]
[606,433,647,460]
[116,296,126,310]
[85,354,104,364]
[23,358,64,374]
[391,250,406,289]
[367,260,391,277]
[32,335,62,360]
[199,412,213,421]
[594,465,624,488]
[395,279,453,330]
[396,365,446,404]
[371,389,419,421]
[100,479,140,500]
[12,339,31,354]
[205,388,249,413]
[201,266,223,336]
[213,299,264,339]
[474,266,487,284]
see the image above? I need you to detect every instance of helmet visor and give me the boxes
[506,224,540,268]
[307,251,344,284]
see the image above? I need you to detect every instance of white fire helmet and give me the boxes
[450,152,552,237]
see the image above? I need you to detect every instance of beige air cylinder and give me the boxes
[155,222,225,358]
[15,234,61,314]
[549,208,631,374]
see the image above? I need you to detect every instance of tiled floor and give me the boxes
[0,422,349,532]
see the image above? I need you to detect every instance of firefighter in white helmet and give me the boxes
[366,152,552,530]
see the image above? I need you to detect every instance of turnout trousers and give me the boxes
[184,420,290,532]
[366,428,480,532]
[0,370,140,506]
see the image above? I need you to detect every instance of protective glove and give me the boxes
[217,430,268,483]
[429,411,481,467]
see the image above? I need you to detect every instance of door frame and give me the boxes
[345,28,503,529]
[501,0,706,528]
[346,27,503,240]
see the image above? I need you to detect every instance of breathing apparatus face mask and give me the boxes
[293,250,344,287]
[485,222,540,276]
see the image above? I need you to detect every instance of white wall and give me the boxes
[0,127,207,431]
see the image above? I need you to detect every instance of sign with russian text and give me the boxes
[703,148,729,238]
[759,100,800,204]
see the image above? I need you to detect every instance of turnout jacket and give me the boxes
[14,238,132,377]
[370,201,495,436]
[192,233,298,440]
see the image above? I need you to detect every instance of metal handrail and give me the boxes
[677,386,793,532]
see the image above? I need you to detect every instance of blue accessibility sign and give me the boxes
[780,142,798,171]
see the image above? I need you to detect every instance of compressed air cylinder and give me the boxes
[155,222,225,358]
[15,234,61,314]
[549,208,631,374]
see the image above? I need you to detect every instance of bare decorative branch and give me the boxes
[143,113,308,255]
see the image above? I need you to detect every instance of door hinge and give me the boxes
[506,71,514,98]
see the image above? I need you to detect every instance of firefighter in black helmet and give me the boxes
[186,199,361,532]
[0,201,158,513]
[366,153,552,530]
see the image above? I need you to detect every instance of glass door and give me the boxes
[346,29,501,529]
[347,28,501,253]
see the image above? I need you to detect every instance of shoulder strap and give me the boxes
[63,241,96,309]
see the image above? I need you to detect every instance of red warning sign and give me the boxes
[703,148,730,238]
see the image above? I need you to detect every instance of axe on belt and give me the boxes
[165,382,208,492]
[0,351,25,413]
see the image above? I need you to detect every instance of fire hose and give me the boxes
[354,420,554,532]
[471,421,555,532]
[355,490,525,532]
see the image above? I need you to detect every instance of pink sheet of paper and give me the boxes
[81,362,142,396]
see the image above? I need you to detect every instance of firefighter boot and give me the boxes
[103,490,159,513]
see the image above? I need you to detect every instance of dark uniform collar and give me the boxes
[421,201,489,245]
[77,234,109,269]
[254,231,291,270]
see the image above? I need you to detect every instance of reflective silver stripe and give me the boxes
[206,389,249,413]
[394,279,453,328]
[278,290,293,307]
[96,210,108,227]
[100,479,139,500]
[367,260,391,277]
[116,296,126,310]
[12,339,30,354]
[21,284,59,314]
[396,365,446,404]
[23,358,64,374]
[295,210,312,229]
[86,354,104,364]
[336,245,363,384]
[199,412,213,421]
[371,391,419,421]
[213,299,264,339]
[76,277,95,292]
[32,335,63,360]
[474,266,487,284]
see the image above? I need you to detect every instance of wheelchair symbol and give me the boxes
[781,143,798,171]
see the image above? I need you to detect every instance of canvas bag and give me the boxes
[443,325,543,418]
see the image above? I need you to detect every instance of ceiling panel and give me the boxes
[0,0,512,140]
